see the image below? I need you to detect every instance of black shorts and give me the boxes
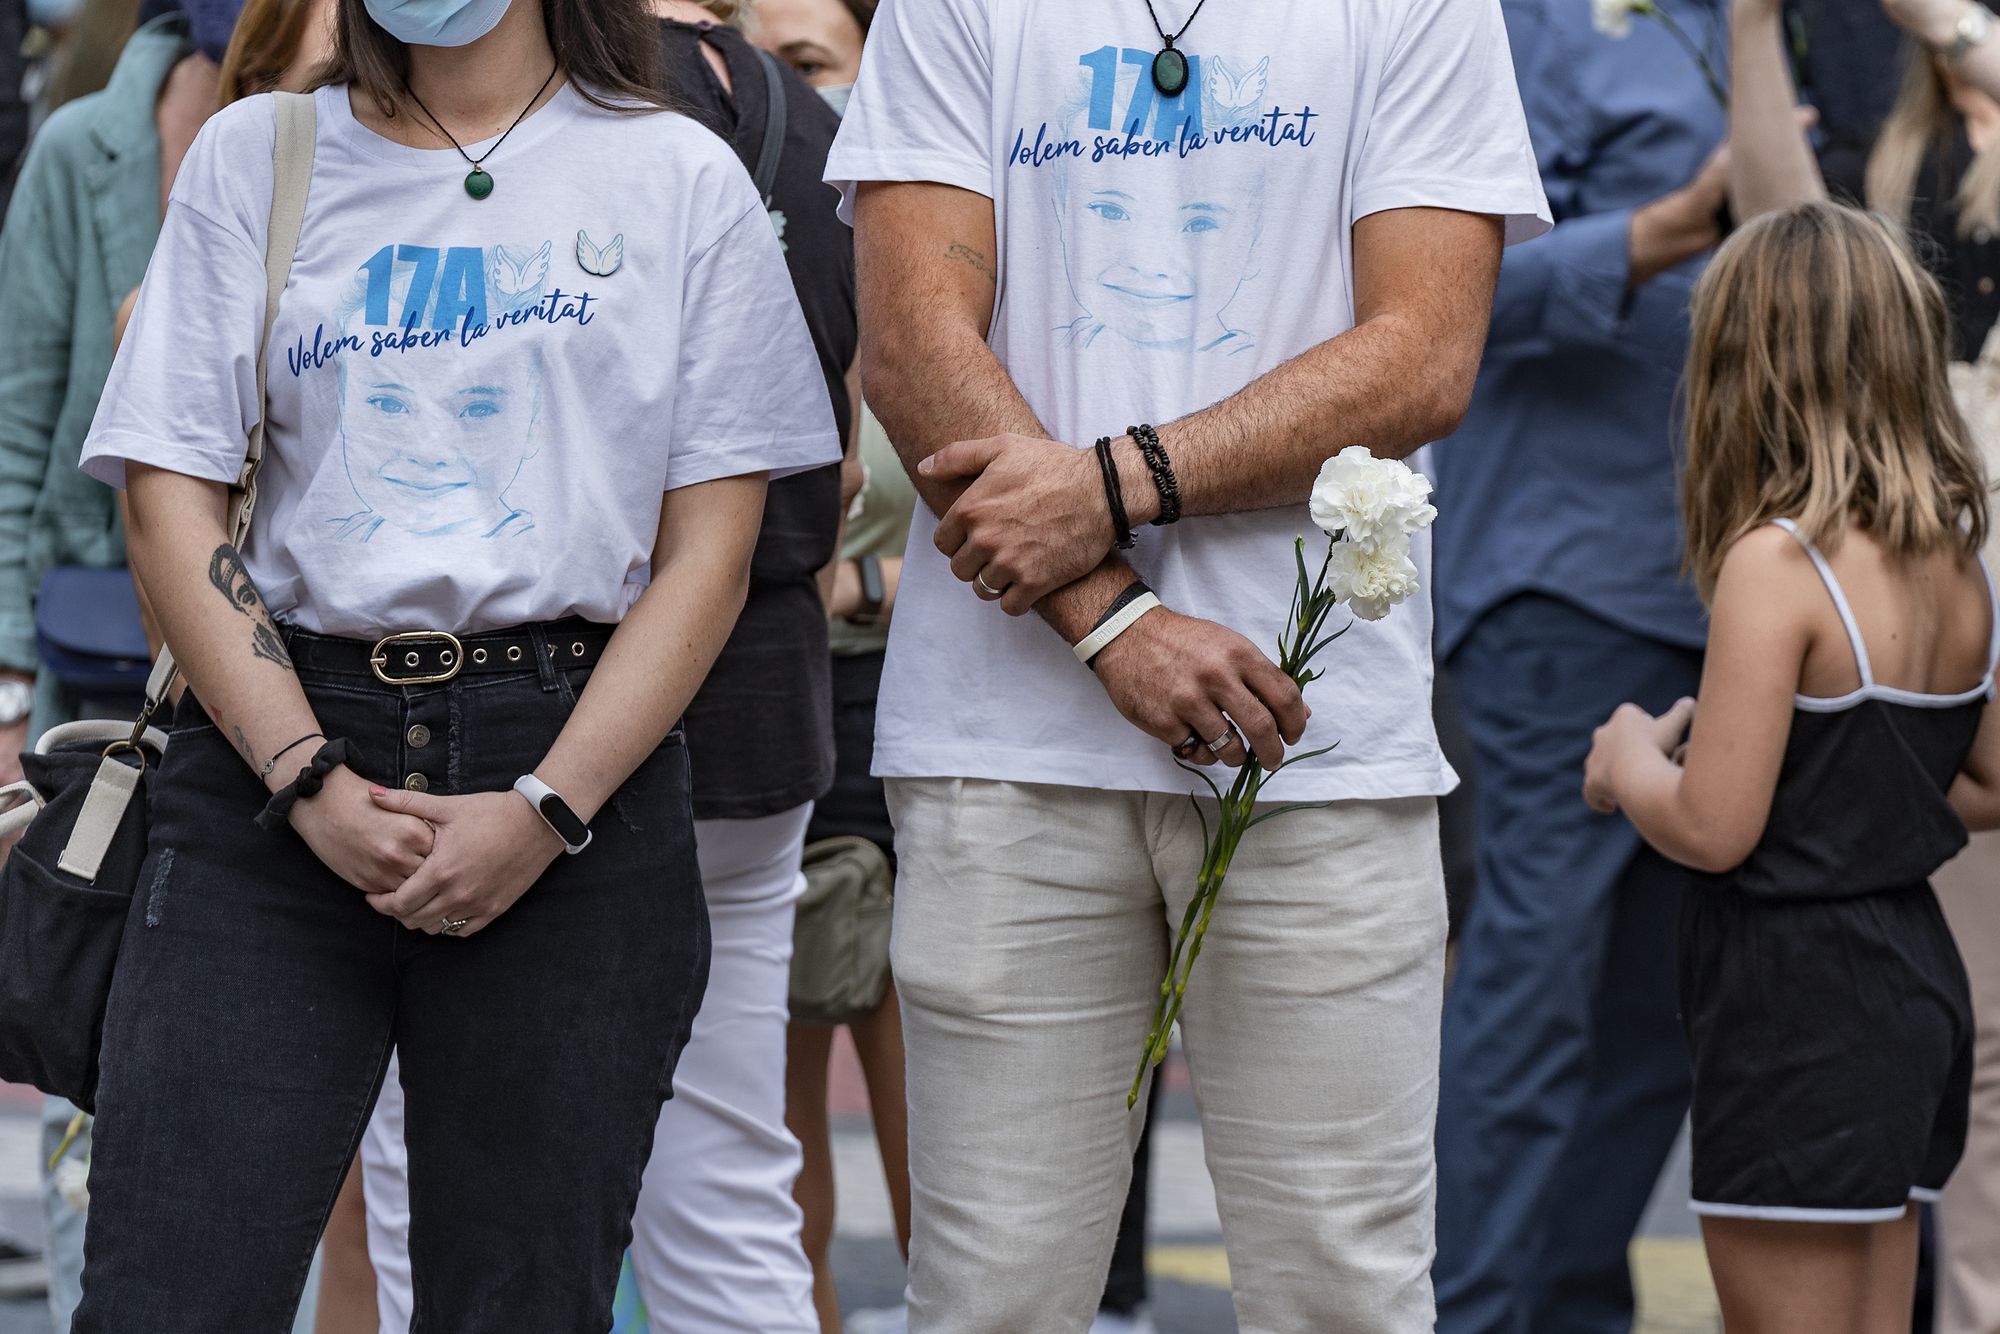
[1679,884,1973,1222]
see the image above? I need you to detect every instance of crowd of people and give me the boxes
[0,0,1996,1330]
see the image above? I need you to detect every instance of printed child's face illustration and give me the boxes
[337,350,540,537]
[1057,149,1264,350]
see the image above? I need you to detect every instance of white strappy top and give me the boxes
[1772,518,2000,713]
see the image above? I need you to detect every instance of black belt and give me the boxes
[283,618,615,686]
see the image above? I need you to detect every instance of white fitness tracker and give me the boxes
[513,774,592,855]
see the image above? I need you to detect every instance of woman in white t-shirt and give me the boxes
[70,0,838,1326]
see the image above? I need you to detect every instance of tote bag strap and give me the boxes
[751,48,787,206]
[139,90,317,718]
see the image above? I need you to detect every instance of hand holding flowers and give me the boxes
[1128,448,1435,1104]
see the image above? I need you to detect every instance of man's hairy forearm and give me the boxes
[1136,210,1503,522]
[1145,317,1470,523]
[858,185,1138,641]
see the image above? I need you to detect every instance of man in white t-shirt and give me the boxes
[826,1,1548,1327]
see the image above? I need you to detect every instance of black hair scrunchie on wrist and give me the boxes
[256,738,362,832]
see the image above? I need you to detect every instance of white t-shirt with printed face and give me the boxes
[826,0,1551,800]
[84,84,839,638]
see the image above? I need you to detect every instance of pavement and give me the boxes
[0,1044,1722,1334]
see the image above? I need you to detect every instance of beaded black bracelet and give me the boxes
[255,738,361,832]
[1094,435,1137,551]
[1128,423,1183,526]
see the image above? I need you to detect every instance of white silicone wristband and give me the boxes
[1073,592,1163,666]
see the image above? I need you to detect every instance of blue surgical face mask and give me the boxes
[818,84,853,118]
[25,0,82,27]
[362,0,514,48]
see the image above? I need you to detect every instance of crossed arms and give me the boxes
[854,179,1503,768]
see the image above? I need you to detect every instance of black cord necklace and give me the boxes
[1141,0,1210,97]
[404,62,560,200]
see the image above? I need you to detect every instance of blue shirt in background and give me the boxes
[1431,0,1727,658]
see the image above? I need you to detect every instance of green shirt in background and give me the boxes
[828,406,917,658]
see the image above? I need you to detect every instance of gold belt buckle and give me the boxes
[369,631,465,686]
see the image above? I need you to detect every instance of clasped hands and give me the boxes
[287,765,565,937]
[923,432,1310,771]
[921,432,1146,617]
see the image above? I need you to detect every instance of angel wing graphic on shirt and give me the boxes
[489,241,552,312]
[1208,55,1270,113]
[576,230,625,277]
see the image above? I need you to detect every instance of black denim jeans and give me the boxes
[72,626,709,1333]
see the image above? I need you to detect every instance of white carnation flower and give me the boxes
[1327,538,1422,623]
[1308,447,1438,555]
[53,1157,89,1214]
[1591,0,1650,38]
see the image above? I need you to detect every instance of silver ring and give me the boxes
[439,915,470,935]
[1204,729,1235,755]
[974,573,1006,599]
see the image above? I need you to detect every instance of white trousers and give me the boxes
[887,779,1446,1334]
[360,805,819,1333]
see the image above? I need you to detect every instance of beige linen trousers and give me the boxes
[886,778,1447,1334]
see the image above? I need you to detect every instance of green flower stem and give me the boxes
[48,1110,86,1171]
[1638,1,1728,108]
[1127,536,1342,1107]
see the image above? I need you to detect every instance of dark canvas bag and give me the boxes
[0,92,315,1110]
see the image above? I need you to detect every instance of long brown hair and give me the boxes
[1866,43,2000,240]
[217,0,321,107]
[318,0,665,117]
[1683,201,1989,601]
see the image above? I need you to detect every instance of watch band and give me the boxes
[850,554,886,624]
[513,773,592,854]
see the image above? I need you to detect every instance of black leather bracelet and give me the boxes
[1128,424,1183,526]
[1095,436,1137,551]
[256,738,361,832]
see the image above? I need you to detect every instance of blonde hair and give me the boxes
[1866,44,2000,240]
[1683,201,1989,601]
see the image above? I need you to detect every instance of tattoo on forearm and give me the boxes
[230,725,253,765]
[946,242,998,286]
[208,544,294,673]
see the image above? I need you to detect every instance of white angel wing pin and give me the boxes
[577,230,625,277]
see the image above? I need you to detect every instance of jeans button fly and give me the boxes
[404,773,430,793]
[407,725,432,749]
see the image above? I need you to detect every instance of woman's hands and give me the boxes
[360,786,565,937]
[1583,698,1695,815]
[288,767,437,894]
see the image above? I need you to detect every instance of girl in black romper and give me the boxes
[1585,200,2000,1331]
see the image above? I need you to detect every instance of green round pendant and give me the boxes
[1151,46,1189,98]
[463,167,494,200]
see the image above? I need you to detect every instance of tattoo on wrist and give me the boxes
[231,725,253,764]
[208,544,294,673]
[946,242,998,285]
